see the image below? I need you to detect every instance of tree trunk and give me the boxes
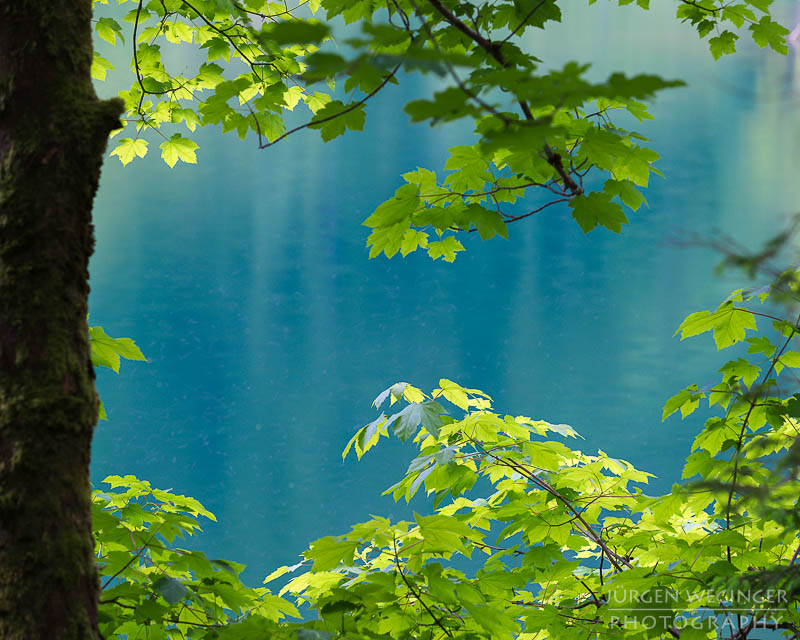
[0,0,123,637]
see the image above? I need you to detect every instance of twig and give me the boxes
[725,310,800,560]
[424,0,583,197]
[392,537,453,638]
[502,0,548,43]
[258,64,401,148]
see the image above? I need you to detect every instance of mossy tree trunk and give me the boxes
[0,0,123,637]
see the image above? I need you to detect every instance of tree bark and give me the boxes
[0,0,123,637]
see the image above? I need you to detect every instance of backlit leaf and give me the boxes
[160,134,199,167]
[109,138,148,165]
[427,237,465,262]
[387,401,446,441]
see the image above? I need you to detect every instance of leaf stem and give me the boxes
[258,65,401,148]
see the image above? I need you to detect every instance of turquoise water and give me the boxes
[89,2,800,584]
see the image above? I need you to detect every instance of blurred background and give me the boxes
[89,0,800,584]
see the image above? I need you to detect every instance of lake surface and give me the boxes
[89,1,800,584]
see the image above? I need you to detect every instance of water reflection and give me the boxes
[90,1,800,583]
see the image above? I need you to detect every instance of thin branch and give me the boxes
[473,443,628,572]
[426,0,501,62]
[502,0,547,43]
[101,526,162,590]
[392,537,453,638]
[577,578,603,608]
[179,0,270,81]
[678,0,722,14]
[132,0,147,118]
[510,598,600,610]
[725,310,800,559]
[390,0,411,30]
[502,197,570,224]
[424,0,582,197]
[258,65,401,148]
[542,143,584,196]
[409,0,508,121]
[232,0,309,20]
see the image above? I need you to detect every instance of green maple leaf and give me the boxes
[90,326,147,373]
[605,72,684,100]
[366,223,409,259]
[300,53,347,83]
[749,16,789,54]
[413,205,458,231]
[310,101,366,142]
[305,537,358,571]
[746,335,775,357]
[405,88,481,124]
[260,20,330,46]
[304,91,331,114]
[151,576,187,605]
[400,229,429,256]
[109,138,148,166]
[96,17,124,45]
[201,37,231,62]
[344,60,385,93]
[709,31,738,60]
[780,351,800,368]
[258,113,286,142]
[387,400,446,441]
[468,205,508,241]
[160,134,199,167]
[719,357,761,388]
[747,0,772,12]
[569,192,628,233]
[222,112,250,139]
[135,43,162,69]
[604,179,647,211]
[614,144,660,187]
[363,184,420,228]
[335,0,375,22]
[283,86,305,111]
[676,302,757,348]
[196,62,225,89]
[166,21,193,44]
[199,96,235,125]
[91,53,114,82]
[579,128,627,172]
[444,145,492,192]
[170,108,200,132]
[662,386,703,421]
[402,167,438,195]
[427,236,465,262]
[415,514,479,553]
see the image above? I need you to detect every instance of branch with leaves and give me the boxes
[91,265,800,640]
[93,0,790,257]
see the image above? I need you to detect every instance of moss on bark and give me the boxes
[0,0,123,637]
